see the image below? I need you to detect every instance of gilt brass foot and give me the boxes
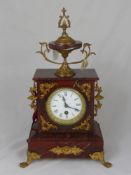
[19,151,41,168]
[89,152,112,168]
[20,162,29,168]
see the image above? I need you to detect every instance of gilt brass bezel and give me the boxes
[46,88,86,125]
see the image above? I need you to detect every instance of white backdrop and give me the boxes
[0,0,131,175]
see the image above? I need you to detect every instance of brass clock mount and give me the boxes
[37,8,96,77]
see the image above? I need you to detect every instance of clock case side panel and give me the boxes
[36,79,97,133]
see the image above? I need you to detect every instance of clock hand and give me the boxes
[62,96,67,106]
[72,107,80,112]
[62,96,66,103]
[65,103,80,112]
[62,96,80,112]
[67,105,80,112]
[62,96,70,107]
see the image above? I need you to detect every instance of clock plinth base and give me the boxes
[20,120,112,168]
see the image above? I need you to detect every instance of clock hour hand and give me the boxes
[73,107,80,112]
[67,105,80,112]
[62,96,80,112]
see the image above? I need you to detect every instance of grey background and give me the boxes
[0,0,131,174]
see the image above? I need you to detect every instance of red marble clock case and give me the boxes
[34,69,99,133]
[27,69,103,159]
[37,80,94,133]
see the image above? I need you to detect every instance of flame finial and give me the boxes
[58,8,71,35]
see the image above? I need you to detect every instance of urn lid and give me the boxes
[49,8,82,52]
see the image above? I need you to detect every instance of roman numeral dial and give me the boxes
[46,88,86,125]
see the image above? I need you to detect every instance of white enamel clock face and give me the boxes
[46,88,86,125]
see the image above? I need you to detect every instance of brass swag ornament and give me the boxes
[49,146,84,156]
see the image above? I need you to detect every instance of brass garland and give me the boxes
[39,82,57,99]
[39,115,58,131]
[94,82,104,116]
[28,82,37,110]
[20,151,41,168]
[73,115,91,131]
[74,81,91,101]
[49,146,84,156]
[89,152,112,168]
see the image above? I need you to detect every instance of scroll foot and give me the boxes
[101,160,112,168]
[19,162,30,168]
[19,151,41,168]
[89,152,112,168]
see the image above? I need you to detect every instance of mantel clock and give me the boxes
[20,8,112,168]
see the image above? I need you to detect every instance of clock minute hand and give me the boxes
[62,96,70,107]
[62,96,67,105]
[62,96,66,102]
[62,96,69,108]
